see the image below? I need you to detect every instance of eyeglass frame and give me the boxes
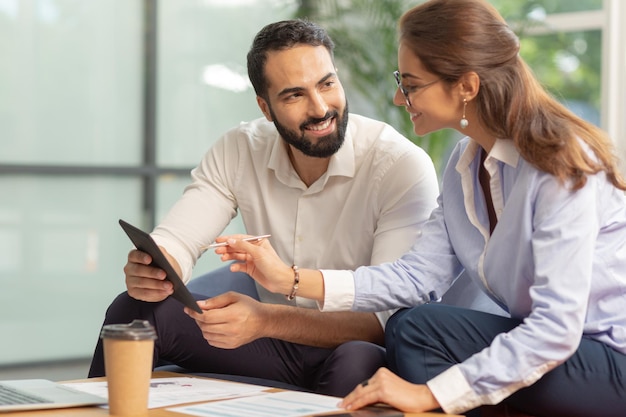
[393,70,440,107]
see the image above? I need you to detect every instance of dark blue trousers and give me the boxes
[386,304,626,417]
[88,291,384,396]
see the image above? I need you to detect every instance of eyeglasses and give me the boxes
[393,70,440,107]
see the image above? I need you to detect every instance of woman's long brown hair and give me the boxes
[399,0,626,191]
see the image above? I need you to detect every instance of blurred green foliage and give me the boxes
[295,0,603,176]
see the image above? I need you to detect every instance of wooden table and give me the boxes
[3,371,463,416]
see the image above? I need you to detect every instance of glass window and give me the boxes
[0,176,142,363]
[0,0,298,366]
[0,0,143,166]
[520,29,602,125]
[156,0,298,167]
[490,0,602,16]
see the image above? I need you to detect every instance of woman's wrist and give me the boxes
[297,268,325,302]
[281,264,295,295]
[285,265,300,300]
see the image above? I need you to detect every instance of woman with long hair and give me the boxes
[210,0,626,415]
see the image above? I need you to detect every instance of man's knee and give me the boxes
[103,292,137,321]
[331,341,386,370]
[316,342,386,396]
[324,341,386,383]
[103,292,162,325]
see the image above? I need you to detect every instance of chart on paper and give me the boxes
[63,377,267,409]
[168,390,342,417]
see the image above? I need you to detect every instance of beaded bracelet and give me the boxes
[286,265,300,300]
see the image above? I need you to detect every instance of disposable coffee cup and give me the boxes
[100,320,157,416]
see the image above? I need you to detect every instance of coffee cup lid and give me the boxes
[100,319,157,340]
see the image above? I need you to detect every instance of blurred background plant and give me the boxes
[295,0,602,177]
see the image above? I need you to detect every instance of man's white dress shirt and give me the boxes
[152,114,441,326]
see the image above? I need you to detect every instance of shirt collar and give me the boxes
[489,138,519,168]
[456,137,519,172]
[327,119,356,178]
[267,117,356,188]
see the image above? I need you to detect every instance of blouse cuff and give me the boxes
[427,365,481,415]
[317,269,355,312]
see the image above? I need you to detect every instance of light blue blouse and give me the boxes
[321,137,626,413]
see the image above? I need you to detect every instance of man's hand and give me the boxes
[184,292,268,349]
[124,249,174,302]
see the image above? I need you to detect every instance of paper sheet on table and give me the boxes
[62,377,268,409]
[168,390,342,417]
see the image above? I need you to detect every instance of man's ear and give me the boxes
[256,96,273,121]
[458,71,480,101]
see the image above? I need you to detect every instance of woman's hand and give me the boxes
[339,368,440,413]
[214,235,294,295]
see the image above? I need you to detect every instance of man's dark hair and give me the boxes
[247,19,335,100]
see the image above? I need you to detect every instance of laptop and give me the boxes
[0,379,107,412]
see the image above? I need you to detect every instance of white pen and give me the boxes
[202,234,271,249]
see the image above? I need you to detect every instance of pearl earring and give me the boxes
[460,98,469,129]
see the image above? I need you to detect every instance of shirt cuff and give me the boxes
[426,365,481,415]
[317,269,355,312]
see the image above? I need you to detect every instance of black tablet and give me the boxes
[118,219,202,313]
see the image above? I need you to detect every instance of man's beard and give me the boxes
[270,103,349,158]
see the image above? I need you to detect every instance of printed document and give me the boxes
[168,390,342,417]
[63,377,267,409]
